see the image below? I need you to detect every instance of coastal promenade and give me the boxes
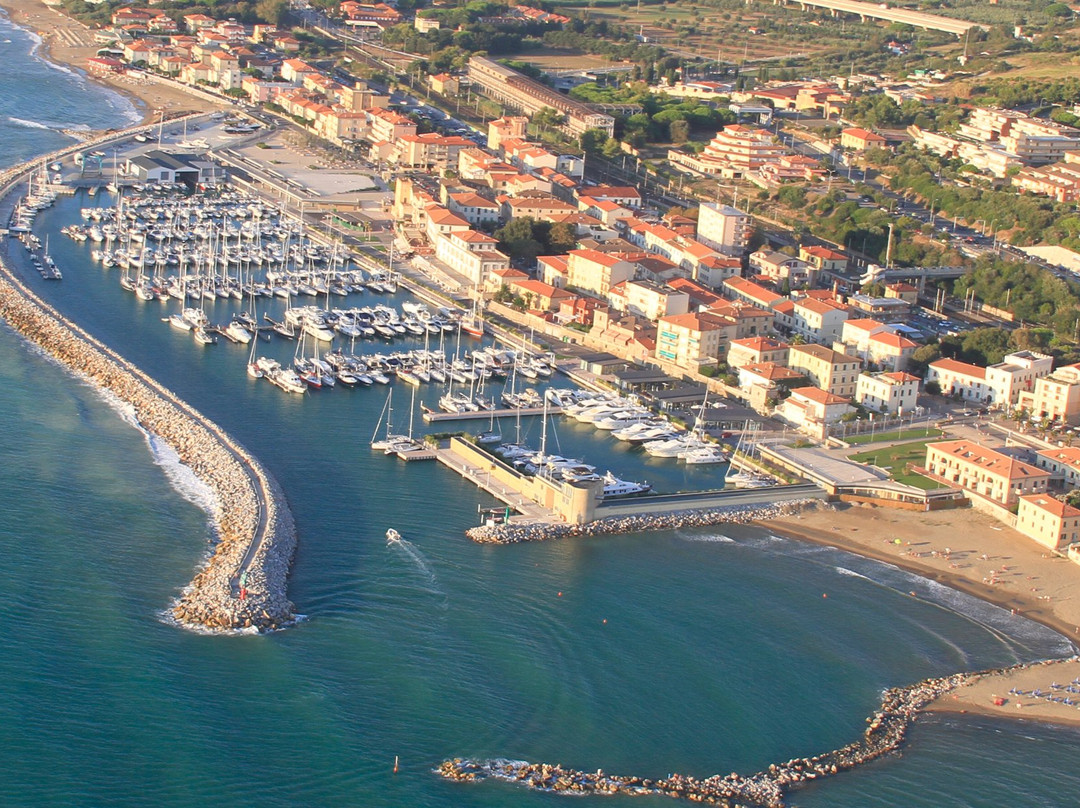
[0,125,297,632]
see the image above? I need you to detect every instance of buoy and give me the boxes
[557,592,562,597]
[822,593,827,599]
[602,619,607,624]
[394,755,399,774]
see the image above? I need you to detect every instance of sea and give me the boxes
[1,11,1079,807]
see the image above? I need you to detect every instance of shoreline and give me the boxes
[758,505,1080,648]
[0,0,223,127]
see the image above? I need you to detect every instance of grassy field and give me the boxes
[844,427,945,446]
[850,439,940,490]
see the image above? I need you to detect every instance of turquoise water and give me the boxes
[2,18,1080,808]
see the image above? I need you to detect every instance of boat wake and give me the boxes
[8,116,92,133]
[680,532,736,544]
[387,533,438,585]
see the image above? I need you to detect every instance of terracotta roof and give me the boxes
[927,440,1050,481]
[741,362,804,382]
[930,357,986,380]
[659,311,726,332]
[791,386,850,405]
[870,331,918,350]
[1019,495,1080,519]
[731,336,788,352]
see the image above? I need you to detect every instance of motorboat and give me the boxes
[601,472,651,499]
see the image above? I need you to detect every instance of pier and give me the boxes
[422,405,561,423]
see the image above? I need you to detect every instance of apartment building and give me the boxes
[433,229,510,286]
[696,202,752,256]
[566,249,636,297]
[446,192,500,227]
[788,344,861,398]
[778,297,848,343]
[748,250,815,286]
[618,279,689,322]
[924,440,1051,507]
[776,387,854,429]
[928,352,1052,407]
[722,277,785,310]
[856,371,920,415]
[655,311,727,369]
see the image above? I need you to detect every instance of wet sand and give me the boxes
[0,0,223,125]
[761,503,1080,646]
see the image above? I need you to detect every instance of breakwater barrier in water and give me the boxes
[465,500,820,544]
[438,659,1064,807]
[0,132,296,632]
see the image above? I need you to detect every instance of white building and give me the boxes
[856,371,920,415]
[696,202,752,256]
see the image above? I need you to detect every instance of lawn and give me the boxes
[849,439,940,490]
[844,427,944,446]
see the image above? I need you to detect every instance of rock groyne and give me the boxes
[466,500,818,544]
[0,241,296,632]
[439,659,1055,807]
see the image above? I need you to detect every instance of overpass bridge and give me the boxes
[860,264,969,289]
[766,0,984,37]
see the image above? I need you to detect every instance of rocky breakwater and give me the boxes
[466,500,817,545]
[438,664,1020,806]
[0,253,296,632]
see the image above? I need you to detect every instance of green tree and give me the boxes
[548,221,578,253]
[669,119,690,144]
[494,216,548,265]
[579,128,609,155]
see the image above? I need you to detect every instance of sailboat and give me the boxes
[371,389,409,450]
[460,294,485,338]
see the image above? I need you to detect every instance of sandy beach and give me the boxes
[762,503,1080,726]
[0,0,223,125]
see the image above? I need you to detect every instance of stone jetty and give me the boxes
[466,500,817,544]
[0,239,296,632]
[438,659,1057,806]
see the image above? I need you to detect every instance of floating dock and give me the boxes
[422,405,561,423]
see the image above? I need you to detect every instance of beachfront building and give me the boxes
[788,344,861,398]
[855,371,920,415]
[924,440,1051,507]
[1034,447,1080,490]
[1015,494,1080,550]
[1017,363,1080,423]
[926,358,990,403]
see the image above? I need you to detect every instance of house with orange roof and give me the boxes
[447,192,500,227]
[1018,362,1080,422]
[924,440,1051,507]
[487,116,528,150]
[506,278,574,313]
[856,370,920,414]
[656,311,729,369]
[428,73,458,95]
[537,255,569,288]
[502,195,577,221]
[1033,446,1080,490]
[841,127,888,152]
[667,277,723,310]
[281,58,319,84]
[566,249,636,297]
[183,13,216,33]
[738,362,808,392]
[727,336,789,370]
[434,228,510,286]
[485,267,529,294]
[577,196,632,226]
[780,296,848,343]
[722,276,784,310]
[799,245,849,274]
[776,386,854,430]
[1016,495,1080,550]
[789,343,861,398]
[424,205,471,243]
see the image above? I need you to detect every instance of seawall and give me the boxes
[0,130,296,632]
[466,500,819,544]
[439,658,1070,807]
